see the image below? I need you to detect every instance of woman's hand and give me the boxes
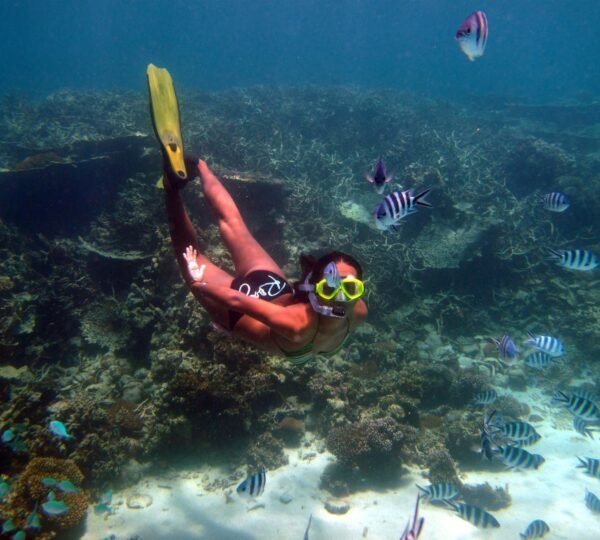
[183,246,206,283]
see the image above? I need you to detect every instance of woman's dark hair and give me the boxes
[294,250,363,300]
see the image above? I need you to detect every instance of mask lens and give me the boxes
[315,279,339,300]
[341,278,364,299]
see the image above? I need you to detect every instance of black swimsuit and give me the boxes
[228,270,294,330]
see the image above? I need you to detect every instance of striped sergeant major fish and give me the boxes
[444,501,500,529]
[492,335,517,362]
[517,431,542,447]
[366,158,393,194]
[473,389,497,405]
[480,410,497,461]
[571,388,598,402]
[497,421,539,442]
[236,469,266,498]
[576,457,600,479]
[554,391,600,420]
[585,489,600,514]
[455,11,489,61]
[374,188,432,231]
[524,352,552,369]
[498,445,545,470]
[415,482,459,502]
[573,417,599,439]
[399,494,424,540]
[547,248,599,271]
[520,519,550,539]
[542,192,570,212]
[524,333,564,358]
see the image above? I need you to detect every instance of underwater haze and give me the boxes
[1,0,599,101]
[1,1,600,540]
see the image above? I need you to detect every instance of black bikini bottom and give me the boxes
[228,270,294,330]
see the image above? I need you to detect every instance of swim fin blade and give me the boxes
[146,63,187,180]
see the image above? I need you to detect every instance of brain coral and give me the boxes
[10,457,90,531]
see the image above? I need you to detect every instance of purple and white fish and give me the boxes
[399,495,424,540]
[492,335,517,362]
[367,158,393,194]
[456,11,489,61]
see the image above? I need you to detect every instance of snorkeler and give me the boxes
[147,64,367,363]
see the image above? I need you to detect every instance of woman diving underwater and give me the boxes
[147,64,367,363]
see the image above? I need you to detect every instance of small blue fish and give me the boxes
[0,481,11,500]
[492,335,517,362]
[41,499,69,516]
[542,192,570,212]
[237,469,266,498]
[2,520,16,533]
[456,11,489,61]
[547,248,599,271]
[48,420,73,440]
[25,502,41,529]
[12,531,26,540]
[2,429,15,444]
[95,489,113,514]
[525,333,564,358]
[41,477,58,487]
[399,495,424,540]
[366,158,393,194]
[520,519,550,538]
[57,480,79,493]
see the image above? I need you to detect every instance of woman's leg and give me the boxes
[163,168,233,326]
[197,160,285,277]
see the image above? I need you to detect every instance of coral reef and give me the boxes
[2,457,89,534]
[0,86,598,510]
[326,416,418,477]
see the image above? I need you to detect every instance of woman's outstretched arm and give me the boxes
[184,246,308,342]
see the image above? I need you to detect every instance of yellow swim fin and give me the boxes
[146,63,187,180]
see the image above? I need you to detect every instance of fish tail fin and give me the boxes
[546,248,563,263]
[413,188,432,208]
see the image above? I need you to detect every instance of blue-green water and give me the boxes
[1,0,598,101]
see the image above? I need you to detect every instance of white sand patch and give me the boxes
[83,390,600,539]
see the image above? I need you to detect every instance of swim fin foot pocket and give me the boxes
[147,63,188,182]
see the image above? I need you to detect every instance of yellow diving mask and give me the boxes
[314,275,365,301]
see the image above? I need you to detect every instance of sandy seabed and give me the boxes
[83,388,600,540]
